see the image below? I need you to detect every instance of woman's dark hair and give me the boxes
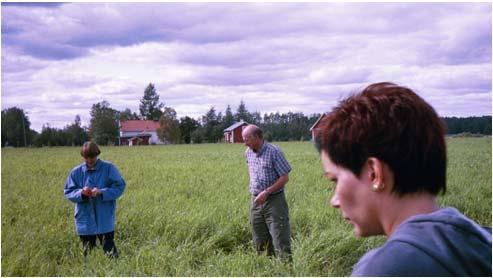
[80,141,101,158]
[316,82,447,196]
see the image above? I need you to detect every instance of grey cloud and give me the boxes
[161,86,208,103]
[5,2,489,62]
[1,22,21,35]
[441,29,491,65]
[433,73,491,92]
[308,66,372,85]
[1,2,491,131]
[1,54,48,73]
[2,3,241,60]
[1,3,64,8]
[23,42,88,60]
[405,64,492,94]
[190,67,291,86]
[427,91,492,117]
[416,8,491,65]
[175,36,341,68]
[28,106,90,131]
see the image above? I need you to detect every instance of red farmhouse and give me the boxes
[309,113,327,142]
[224,121,248,143]
[119,120,163,146]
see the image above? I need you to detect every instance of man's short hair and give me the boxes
[80,141,101,158]
[316,82,447,196]
[246,125,263,139]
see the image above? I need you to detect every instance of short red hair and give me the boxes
[316,82,447,196]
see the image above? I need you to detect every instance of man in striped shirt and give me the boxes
[242,124,292,261]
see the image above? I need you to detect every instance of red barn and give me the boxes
[224,121,248,143]
[309,113,328,141]
[119,120,164,146]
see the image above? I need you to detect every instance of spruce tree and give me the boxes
[139,83,164,120]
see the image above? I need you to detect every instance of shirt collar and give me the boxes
[255,140,267,157]
[83,158,101,172]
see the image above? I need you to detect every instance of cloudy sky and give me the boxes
[1,2,492,132]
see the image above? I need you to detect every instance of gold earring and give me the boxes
[373,183,384,191]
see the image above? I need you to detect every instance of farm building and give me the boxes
[309,113,327,141]
[119,120,165,146]
[224,121,248,143]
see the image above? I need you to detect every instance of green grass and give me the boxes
[1,138,491,276]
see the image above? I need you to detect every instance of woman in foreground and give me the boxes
[315,82,491,276]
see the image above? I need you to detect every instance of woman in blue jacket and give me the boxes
[64,141,126,258]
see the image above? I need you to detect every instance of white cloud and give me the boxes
[1,2,491,132]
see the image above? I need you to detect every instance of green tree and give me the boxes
[234,100,253,123]
[1,107,33,147]
[32,116,89,147]
[259,112,321,142]
[139,83,164,120]
[202,107,222,143]
[89,101,119,145]
[191,127,205,144]
[442,116,492,135]
[34,124,64,147]
[119,108,139,121]
[34,124,53,147]
[179,116,200,144]
[222,105,235,128]
[251,111,262,125]
[157,107,181,144]
[65,115,89,146]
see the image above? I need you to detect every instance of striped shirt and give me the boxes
[245,141,291,195]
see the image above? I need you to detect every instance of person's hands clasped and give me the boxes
[82,186,93,198]
[82,186,101,198]
[91,187,101,197]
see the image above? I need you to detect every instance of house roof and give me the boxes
[309,113,327,131]
[224,121,248,132]
[120,120,160,132]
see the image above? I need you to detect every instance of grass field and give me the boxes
[1,138,491,276]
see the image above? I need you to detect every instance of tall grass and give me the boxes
[1,138,491,276]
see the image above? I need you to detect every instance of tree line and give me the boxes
[2,84,492,147]
[442,116,492,135]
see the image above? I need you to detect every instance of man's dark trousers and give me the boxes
[250,191,292,261]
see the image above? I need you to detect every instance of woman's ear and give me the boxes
[366,157,386,192]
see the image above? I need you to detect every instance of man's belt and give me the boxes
[253,190,283,197]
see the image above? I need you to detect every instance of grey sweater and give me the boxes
[352,207,492,276]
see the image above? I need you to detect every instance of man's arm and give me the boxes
[254,174,289,205]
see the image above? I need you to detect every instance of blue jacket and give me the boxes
[352,207,492,276]
[64,159,126,235]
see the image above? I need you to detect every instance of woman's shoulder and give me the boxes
[396,207,491,247]
[352,208,492,276]
[351,240,450,276]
